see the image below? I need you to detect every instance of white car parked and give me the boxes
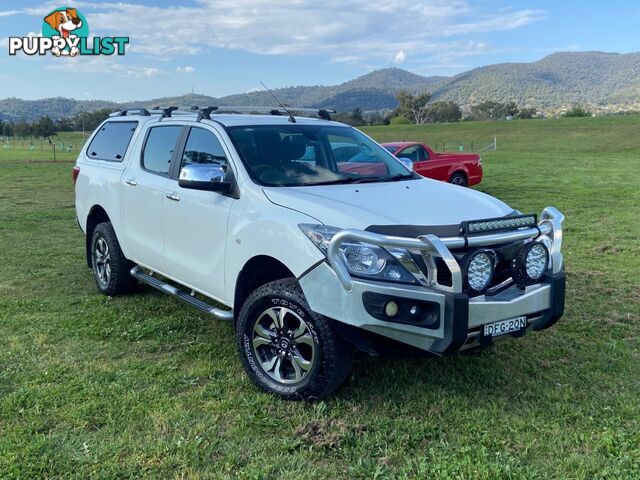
[74,106,566,400]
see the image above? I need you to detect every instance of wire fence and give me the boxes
[431,137,497,153]
[1,135,89,161]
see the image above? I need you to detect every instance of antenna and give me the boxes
[260,81,295,123]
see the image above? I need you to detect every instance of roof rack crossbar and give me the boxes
[191,105,219,122]
[201,105,335,120]
[111,108,151,117]
[152,106,178,121]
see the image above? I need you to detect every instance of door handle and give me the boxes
[125,178,137,186]
[166,192,180,202]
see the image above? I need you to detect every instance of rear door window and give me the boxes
[142,126,183,175]
[87,121,137,162]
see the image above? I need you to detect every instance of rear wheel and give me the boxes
[236,278,352,400]
[449,172,468,187]
[91,222,137,296]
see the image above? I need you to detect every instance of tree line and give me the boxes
[0,109,115,138]
[0,98,595,137]
[334,90,593,126]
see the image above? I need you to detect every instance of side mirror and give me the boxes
[178,163,233,193]
[396,157,413,171]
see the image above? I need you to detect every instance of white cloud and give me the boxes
[14,1,545,65]
[393,50,407,64]
[0,10,21,17]
[177,66,195,73]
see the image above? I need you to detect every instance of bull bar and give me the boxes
[326,206,564,293]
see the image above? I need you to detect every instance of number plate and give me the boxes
[484,316,528,337]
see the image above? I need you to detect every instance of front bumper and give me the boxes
[298,207,565,354]
[299,262,564,354]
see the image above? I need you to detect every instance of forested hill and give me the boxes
[2,51,639,120]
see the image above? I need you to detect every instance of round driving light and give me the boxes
[463,250,495,295]
[512,242,549,285]
[385,301,399,317]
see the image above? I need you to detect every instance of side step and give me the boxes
[131,266,233,321]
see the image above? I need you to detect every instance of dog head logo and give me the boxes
[9,7,128,57]
[42,7,89,56]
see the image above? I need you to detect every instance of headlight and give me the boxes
[512,242,549,285]
[299,224,419,284]
[462,250,495,294]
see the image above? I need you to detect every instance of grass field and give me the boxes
[1,132,88,162]
[1,116,639,479]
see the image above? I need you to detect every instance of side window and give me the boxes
[142,126,182,175]
[397,145,428,162]
[87,121,137,162]
[181,128,228,169]
[417,145,430,161]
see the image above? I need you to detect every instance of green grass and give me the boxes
[1,116,639,479]
[0,132,88,162]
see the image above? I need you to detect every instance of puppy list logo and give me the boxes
[8,7,129,57]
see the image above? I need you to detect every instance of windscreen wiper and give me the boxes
[350,174,414,184]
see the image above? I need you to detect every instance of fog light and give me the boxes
[463,250,495,294]
[384,301,399,317]
[512,242,549,285]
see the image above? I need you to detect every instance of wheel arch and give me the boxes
[234,255,296,324]
[448,168,468,183]
[85,205,112,267]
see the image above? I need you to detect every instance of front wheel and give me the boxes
[236,278,352,400]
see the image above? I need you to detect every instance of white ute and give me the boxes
[74,106,566,400]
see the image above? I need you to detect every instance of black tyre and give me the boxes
[236,278,352,400]
[449,172,468,187]
[90,222,137,296]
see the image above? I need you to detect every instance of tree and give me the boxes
[2,121,14,137]
[396,90,432,124]
[35,116,55,138]
[350,108,365,126]
[470,100,519,120]
[503,101,519,118]
[563,105,591,117]
[518,107,537,119]
[333,108,366,126]
[428,101,462,123]
[389,115,410,125]
[14,120,31,138]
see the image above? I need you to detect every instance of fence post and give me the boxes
[53,143,56,162]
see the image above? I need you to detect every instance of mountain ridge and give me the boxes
[1,51,639,121]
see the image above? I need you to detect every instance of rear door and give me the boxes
[162,125,236,302]
[121,124,184,271]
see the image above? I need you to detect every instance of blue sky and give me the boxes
[0,0,638,101]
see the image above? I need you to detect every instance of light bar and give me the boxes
[461,214,537,236]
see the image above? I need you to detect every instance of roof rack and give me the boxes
[110,108,151,117]
[191,105,336,120]
[110,105,336,121]
[152,106,178,120]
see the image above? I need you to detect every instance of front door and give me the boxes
[162,126,235,302]
[121,124,183,271]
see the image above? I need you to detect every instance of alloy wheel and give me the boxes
[251,306,316,384]
[94,237,111,287]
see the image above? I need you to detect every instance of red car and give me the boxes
[382,142,483,187]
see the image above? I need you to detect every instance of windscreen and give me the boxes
[227,124,413,187]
